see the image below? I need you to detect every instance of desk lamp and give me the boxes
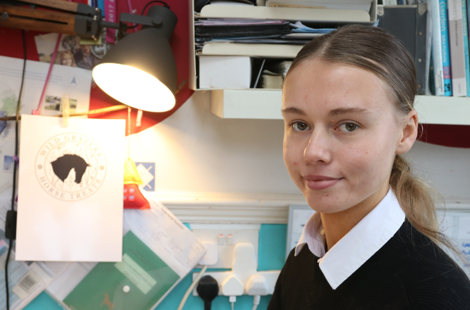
[0,0,178,112]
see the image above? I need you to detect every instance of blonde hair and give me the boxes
[287,24,457,254]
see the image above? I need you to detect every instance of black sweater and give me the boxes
[268,220,470,310]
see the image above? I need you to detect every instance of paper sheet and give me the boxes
[123,193,207,277]
[16,115,125,261]
[47,195,207,308]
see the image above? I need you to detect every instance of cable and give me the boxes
[197,275,219,310]
[141,0,170,13]
[127,0,170,29]
[252,295,261,310]
[177,265,208,310]
[5,29,26,310]
[229,296,236,310]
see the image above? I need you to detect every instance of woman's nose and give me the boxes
[303,130,332,165]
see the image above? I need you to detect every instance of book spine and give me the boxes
[431,0,445,95]
[448,0,467,96]
[439,0,452,95]
[97,0,105,17]
[462,0,470,96]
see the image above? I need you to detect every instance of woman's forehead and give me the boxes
[283,59,393,115]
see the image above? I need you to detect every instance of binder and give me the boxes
[377,4,427,95]
[429,0,444,95]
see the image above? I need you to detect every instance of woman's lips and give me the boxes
[303,175,342,190]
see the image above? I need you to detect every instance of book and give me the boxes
[201,42,303,57]
[448,0,467,96]
[439,0,452,96]
[430,0,445,95]
[462,0,470,96]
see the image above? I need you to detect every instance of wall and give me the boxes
[129,91,470,202]
[25,92,470,310]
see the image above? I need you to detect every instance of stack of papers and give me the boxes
[47,193,207,310]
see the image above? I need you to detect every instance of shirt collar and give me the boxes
[294,188,405,290]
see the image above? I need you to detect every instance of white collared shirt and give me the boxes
[295,188,405,290]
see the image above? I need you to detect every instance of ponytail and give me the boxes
[391,154,458,255]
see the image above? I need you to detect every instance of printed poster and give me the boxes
[16,115,125,261]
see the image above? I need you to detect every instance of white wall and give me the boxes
[130,92,470,202]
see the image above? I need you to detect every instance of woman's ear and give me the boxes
[396,109,418,155]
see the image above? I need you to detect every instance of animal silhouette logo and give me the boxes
[100,293,115,310]
[35,133,107,201]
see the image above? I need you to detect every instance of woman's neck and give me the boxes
[320,184,390,251]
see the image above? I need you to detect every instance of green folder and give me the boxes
[63,231,180,310]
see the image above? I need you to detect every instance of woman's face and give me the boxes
[282,59,417,214]
[62,53,73,66]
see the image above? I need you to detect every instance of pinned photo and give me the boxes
[35,31,110,71]
[44,95,77,113]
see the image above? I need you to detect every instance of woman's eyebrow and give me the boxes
[328,107,368,117]
[282,107,306,116]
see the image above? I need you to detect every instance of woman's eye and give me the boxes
[292,122,310,131]
[338,123,358,132]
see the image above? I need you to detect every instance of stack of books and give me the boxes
[429,0,470,97]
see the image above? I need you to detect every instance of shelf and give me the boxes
[189,1,378,90]
[210,90,470,125]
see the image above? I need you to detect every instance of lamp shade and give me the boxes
[93,8,178,112]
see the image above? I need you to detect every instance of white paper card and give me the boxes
[17,115,125,262]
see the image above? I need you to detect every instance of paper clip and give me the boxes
[62,95,70,127]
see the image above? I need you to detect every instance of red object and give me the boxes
[123,184,150,209]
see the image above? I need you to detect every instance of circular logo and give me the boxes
[35,133,107,201]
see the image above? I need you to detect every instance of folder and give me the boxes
[199,5,373,22]
[377,4,427,95]
[201,42,303,57]
[195,23,291,38]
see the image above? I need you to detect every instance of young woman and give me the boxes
[269,25,470,309]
